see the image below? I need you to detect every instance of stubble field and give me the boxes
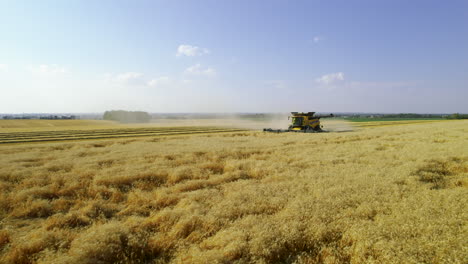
[0,119,466,263]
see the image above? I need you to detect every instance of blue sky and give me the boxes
[0,0,467,113]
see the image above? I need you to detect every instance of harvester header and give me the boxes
[264,112,334,133]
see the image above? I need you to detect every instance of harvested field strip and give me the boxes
[0,130,239,142]
[355,120,449,128]
[0,127,246,144]
[0,128,237,140]
[0,126,227,137]
[0,127,245,138]
[0,130,245,144]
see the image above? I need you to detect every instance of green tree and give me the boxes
[103,110,151,123]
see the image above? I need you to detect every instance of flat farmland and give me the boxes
[0,119,467,263]
[0,120,120,132]
[0,127,246,144]
[350,120,451,128]
[0,119,247,144]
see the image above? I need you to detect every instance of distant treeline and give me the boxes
[342,113,468,120]
[374,113,468,119]
[103,110,151,123]
[2,115,77,120]
[344,113,444,118]
[380,113,443,118]
[446,113,468,119]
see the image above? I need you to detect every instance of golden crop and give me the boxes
[0,120,120,132]
[0,120,466,263]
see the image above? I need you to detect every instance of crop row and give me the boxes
[0,126,227,137]
[356,120,446,128]
[0,127,246,144]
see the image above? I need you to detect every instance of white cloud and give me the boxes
[313,36,324,43]
[30,64,66,75]
[185,64,216,76]
[177,44,210,57]
[347,81,417,89]
[116,72,143,82]
[0,64,8,72]
[103,73,113,82]
[115,72,145,86]
[147,76,170,87]
[314,73,418,92]
[315,72,344,85]
[106,72,174,87]
[181,79,194,85]
[265,80,287,89]
[105,65,216,89]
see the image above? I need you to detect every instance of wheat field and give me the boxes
[0,120,466,263]
[0,120,121,132]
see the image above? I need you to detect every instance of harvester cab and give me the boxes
[264,112,334,133]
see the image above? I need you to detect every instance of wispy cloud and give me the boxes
[347,81,418,89]
[116,72,144,83]
[315,72,418,92]
[29,64,67,75]
[177,44,210,57]
[185,64,216,76]
[313,36,324,43]
[106,65,216,89]
[315,72,344,85]
[147,76,170,87]
[106,72,175,88]
[0,64,8,72]
[105,72,146,86]
[264,80,287,89]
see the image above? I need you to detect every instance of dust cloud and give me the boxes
[148,115,289,130]
[320,119,355,132]
[148,114,354,132]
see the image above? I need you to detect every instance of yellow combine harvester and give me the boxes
[263,112,334,133]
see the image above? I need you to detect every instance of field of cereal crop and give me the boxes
[0,119,466,263]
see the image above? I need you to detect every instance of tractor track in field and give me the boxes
[353,120,450,128]
[0,127,247,144]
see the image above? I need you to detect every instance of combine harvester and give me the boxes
[263,112,334,133]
